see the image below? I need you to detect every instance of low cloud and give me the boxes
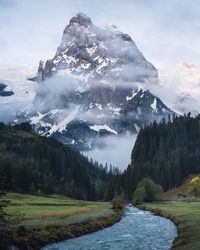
[33,74,81,112]
[82,134,137,170]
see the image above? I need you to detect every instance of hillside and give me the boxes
[116,114,200,198]
[0,122,113,200]
[163,174,200,199]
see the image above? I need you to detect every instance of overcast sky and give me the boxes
[1,0,200,69]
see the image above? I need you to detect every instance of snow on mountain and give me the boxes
[0,64,37,122]
[16,13,174,149]
[89,124,118,135]
[158,61,200,114]
[37,12,157,84]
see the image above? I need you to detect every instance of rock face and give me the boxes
[0,83,14,96]
[26,13,173,149]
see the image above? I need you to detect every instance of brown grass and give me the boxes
[163,174,200,199]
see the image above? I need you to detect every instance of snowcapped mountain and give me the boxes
[0,64,37,122]
[21,13,173,149]
[37,13,157,84]
[158,61,200,115]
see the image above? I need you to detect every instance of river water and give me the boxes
[42,205,177,250]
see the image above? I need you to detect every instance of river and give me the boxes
[42,205,177,250]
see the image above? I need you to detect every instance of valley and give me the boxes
[0,4,200,250]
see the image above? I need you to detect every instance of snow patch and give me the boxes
[134,123,140,132]
[30,112,46,124]
[151,98,158,113]
[126,90,138,101]
[48,106,80,135]
[89,124,118,135]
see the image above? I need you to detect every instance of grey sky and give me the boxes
[1,0,200,68]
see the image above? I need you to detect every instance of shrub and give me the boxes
[112,193,125,210]
[132,177,163,204]
[189,176,200,197]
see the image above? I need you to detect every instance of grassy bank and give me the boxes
[140,201,200,250]
[1,193,122,249]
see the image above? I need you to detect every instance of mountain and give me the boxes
[158,61,200,115]
[0,64,37,122]
[21,13,173,149]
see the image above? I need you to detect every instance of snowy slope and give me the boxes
[0,64,37,122]
[158,61,200,115]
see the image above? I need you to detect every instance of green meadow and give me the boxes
[0,193,121,249]
[5,192,112,227]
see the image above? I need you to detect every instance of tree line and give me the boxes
[1,114,200,202]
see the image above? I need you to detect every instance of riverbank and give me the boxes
[138,200,200,250]
[0,193,122,249]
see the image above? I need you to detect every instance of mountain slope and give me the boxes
[0,122,111,200]
[22,13,173,149]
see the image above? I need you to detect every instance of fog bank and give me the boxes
[83,135,137,170]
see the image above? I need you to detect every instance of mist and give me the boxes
[83,134,137,170]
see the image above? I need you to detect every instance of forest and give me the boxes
[0,122,118,201]
[1,114,200,202]
[119,114,200,198]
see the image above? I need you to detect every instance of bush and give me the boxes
[132,177,163,205]
[189,176,200,197]
[112,193,125,210]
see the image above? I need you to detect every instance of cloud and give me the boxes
[149,64,200,115]
[33,74,81,112]
[0,0,200,68]
[82,134,137,170]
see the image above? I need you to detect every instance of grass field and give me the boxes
[0,193,122,249]
[5,193,112,227]
[145,201,200,250]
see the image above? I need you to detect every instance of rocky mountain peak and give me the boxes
[68,12,92,28]
[38,13,158,85]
